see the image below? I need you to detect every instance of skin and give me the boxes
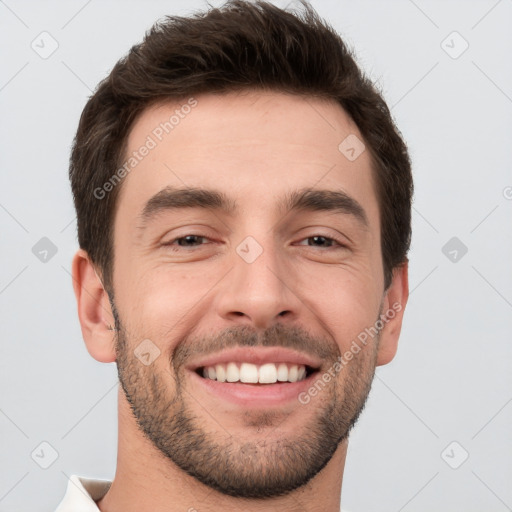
[72,90,409,511]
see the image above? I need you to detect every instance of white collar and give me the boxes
[55,474,111,511]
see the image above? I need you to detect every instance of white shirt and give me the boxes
[55,475,111,511]
[55,474,351,511]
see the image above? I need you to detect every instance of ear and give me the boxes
[71,249,116,363]
[376,260,409,366]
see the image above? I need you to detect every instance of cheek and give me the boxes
[294,262,382,351]
[117,264,221,341]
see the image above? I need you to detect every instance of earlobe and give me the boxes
[376,261,409,366]
[71,249,117,363]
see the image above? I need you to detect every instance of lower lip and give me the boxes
[188,369,318,407]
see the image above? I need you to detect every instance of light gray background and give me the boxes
[1,0,511,511]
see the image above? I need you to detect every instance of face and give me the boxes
[109,90,393,498]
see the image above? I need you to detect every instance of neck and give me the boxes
[97,388,347,512]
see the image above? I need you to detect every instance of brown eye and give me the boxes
[297,235,345,249]
[164,235,209,247]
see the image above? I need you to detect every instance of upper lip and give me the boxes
[186,347,323,371]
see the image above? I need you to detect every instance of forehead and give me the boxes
[115,90,378,226]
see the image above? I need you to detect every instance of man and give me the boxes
[57,0,412,510]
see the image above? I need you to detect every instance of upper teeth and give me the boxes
[201,362,308,384]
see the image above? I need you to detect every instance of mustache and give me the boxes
[172,323,340,372]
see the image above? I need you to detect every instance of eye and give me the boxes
[296,235,346,249]
[163,234,210,248]
[161,234,346,250]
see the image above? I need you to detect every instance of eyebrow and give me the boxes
[137,185,368,229]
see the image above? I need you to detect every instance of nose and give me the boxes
[214,238,302,330]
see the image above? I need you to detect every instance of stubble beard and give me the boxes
[112,303,379,499]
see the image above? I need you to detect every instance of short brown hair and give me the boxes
[69,0,413,294]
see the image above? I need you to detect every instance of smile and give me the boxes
[198,362,316,384]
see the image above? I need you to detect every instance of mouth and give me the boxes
[185,346,324,407]
[195,362,319,384]
[189,361,322,407]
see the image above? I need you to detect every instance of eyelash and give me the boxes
[162,234,347,249]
